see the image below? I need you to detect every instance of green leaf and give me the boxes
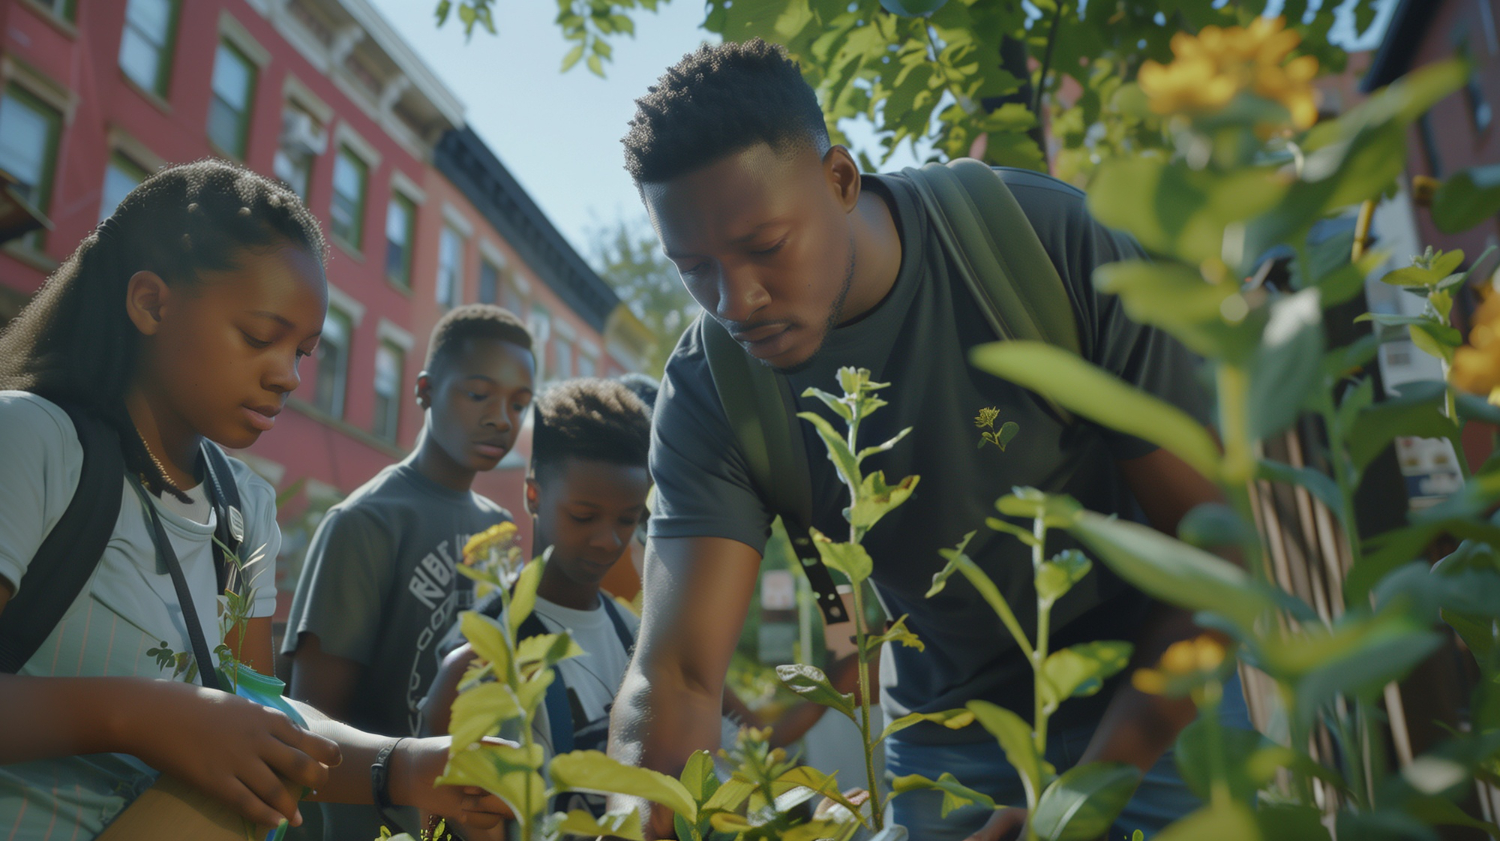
[847,471,919,532]
[547,808,645,841]
[1174,717,1294,802]
[1030,762,1142,841]
[987,516,1041,547]
[776,663,857,720]
[446,681,521,751]
[515,632,583,678]
[678,750,718,805]
[769,766,868,826]
[932,533,1036,659]
[438,742,547,820]
[867,614,924,652]
[1035,550,1092,604]
[971,342,1222,482]
[1093,260,1248,360]
[878,708,977,742]
[1040,641,1133,706]
[808,529,873,585]
[1068,510,1276,632]
[700,776,754,813]
[508,558,545,640]
[995,487,1085,529]
[560,43,585,72]
[889,772,999,818]
[801,386,852,423]
[856,428,913,462]
[1255,805,1332,841]
[996,421,1020,449]
[1247,289,1325,441]
[1153,801,1262,841]
[549,750,698,822]
[1176,503,1257,551]
[967,700,1046,802]
[1256,460,1344,517]
[586,52,604,77]
[1381,249,1465,286]
[1290,623,1444,730]
[460,611,511,675]
[798,411,862,488]
[1348,381,1455,473]
[1433,164,1500,234]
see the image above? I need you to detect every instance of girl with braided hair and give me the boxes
[0,159,510,840]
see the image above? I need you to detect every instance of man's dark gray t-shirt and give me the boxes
[648,168,1209,746]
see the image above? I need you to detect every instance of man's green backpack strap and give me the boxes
[702,158,1078,624]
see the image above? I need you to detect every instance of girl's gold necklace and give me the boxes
[137,434,184,494]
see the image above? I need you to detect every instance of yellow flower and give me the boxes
[463,522,519,565]
[1138,17,1319,130]
[1132,634,1228,697]
[1452,288,1500,398]
[975,406,1000,429]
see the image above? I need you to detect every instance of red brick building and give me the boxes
[0,0,652,612]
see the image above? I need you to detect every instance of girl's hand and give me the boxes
[392,736,514,830]
[120,680,341,828]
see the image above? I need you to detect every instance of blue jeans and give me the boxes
[887,673,1253,841]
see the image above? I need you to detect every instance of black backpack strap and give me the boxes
[702,319,850,626]
[518,611,574,754]
[198,441,245,594]
[598,594,637,653]
[0,403,124,674]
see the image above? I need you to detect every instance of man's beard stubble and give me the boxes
[763,234,857,374]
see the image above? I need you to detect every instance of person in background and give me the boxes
[284,303,534,839]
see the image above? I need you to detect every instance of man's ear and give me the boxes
[524,475,540,517]
[124,271,172,337]
[824,145,862,214]
[415,372,432,409]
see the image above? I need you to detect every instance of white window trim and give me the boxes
[389,167,425,205]
[283,73,333,126]
[510,268,532,296]
[107,125,165,173]
[580,337,601,359]
[477,238,508,271]
[218,10,271,67]
[376,317,414,352]
[441,201,473,239]
[552,316,577,342]
[332,120,381,171]
[0,55,76,122]
[326,281,365,327]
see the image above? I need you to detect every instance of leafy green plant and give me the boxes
[440,522,865,840]
[963,23,1500,839]
[782,367,977,834]
[892,489,1139,841]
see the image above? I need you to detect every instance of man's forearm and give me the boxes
[609,668,727,838]
[1077,603,1203,772]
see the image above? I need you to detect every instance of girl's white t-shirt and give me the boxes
[0,391,281,841]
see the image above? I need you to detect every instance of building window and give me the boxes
[437,225,464,308]
[274,106,323,200]
[553,336,573,381]
[32,0,75,24]
[385,192,415,287]
[99,154,148,222]
[578,353,596,379]
[0,86,62,246]
[330,145,368,249]
[119,0,177,97]
[314,308,352,419]
[500,278,523,316]
[1417,113,1444,178]
[207,41,256,158]
[479,259,501,305]
[1466,74,1493,136]
[528,304,550,380]
[373,341,403,441]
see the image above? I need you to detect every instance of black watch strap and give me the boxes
[371,737,410,835]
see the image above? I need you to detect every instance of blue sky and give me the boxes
[369,0,1397,262]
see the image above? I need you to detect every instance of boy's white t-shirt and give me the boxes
[0,391,281,841]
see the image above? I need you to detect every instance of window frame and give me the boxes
[0,84,64,249]
[372,340,404,442]
[118,0,180,98]
[437,224,465,309]
[313,307,353,420]
[330,143,369,251]
[385,191,416,288]
[99,152,149,223]
[206,39,257,159]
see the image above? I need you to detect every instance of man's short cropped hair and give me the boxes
[424,304,533,371]
[531,378,651,480]
[622,38,831,184]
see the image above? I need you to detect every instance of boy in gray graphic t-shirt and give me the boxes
[283,304,535,840]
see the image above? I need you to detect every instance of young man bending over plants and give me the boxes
[608,40,1252,841]
[283,304,534,839]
